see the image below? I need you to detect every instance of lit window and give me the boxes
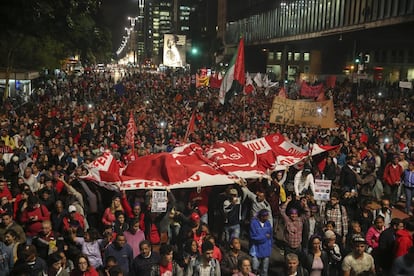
[294,52,300,61]
[304,52,310,61]
[276,52,282,60]
[288,52,292,61]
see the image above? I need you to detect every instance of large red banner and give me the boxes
[80,134,337,190]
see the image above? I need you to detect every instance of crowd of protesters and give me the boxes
[0,67,413,276]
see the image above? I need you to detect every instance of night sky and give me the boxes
[101,0,139,51]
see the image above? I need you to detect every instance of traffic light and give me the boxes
[355,52,362,63]
[191,47,199,55]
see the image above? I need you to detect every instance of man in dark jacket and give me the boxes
[104,233,133,275]
[377,218,403,275]
[130,240,160,276]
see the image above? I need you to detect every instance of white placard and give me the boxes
[151,191,168,212]
[314,179,332,201]
[399,81,413,89]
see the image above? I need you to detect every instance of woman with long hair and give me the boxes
[70,254,99,276]
[304,235,330,276]
[101,195,124,227]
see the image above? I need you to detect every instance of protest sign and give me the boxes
[269,97,336,128]
[314,179,332,201]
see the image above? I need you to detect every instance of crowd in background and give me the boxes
[0,68,413,275]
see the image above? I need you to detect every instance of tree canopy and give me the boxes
[0,0,113,71]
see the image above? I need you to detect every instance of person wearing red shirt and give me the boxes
[149,243,183,276]
[383,155,404,205]
[394,218,414,258]
[20,195,50,239]
[0,178,12,201]
[63,205,86,234]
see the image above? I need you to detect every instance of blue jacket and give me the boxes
[249,217,273,258]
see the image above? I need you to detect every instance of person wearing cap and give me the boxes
[383,154,403,206]
[342,236,375,276]
[402,161,414,215]
[63,205,86,234]
[293,166,315,199]
[222,187,243,244]
[249,208,272,276]
[322,229,342,276]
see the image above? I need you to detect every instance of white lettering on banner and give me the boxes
[276,156,302,166]
[120,180,164,189]
[91,151,113,170]
[279,141,307,155]
[243,139,271,154]
[212,152,244,162]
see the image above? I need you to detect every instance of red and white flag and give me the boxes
[183,110,196,143]
[125,111,137,151]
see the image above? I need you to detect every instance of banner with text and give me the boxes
[314,179,332,201]
[269,97,336,128]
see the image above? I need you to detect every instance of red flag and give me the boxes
[125,112,137,151]
[300,81,323,97]
[219,38,245,104]
[325,75,336,89]
[234,38,245,86]
[184,110,196,143]
[278,87,287,98]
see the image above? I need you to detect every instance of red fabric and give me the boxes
[300,81,323,97]
[149,223,160,244]
[0,186,12,200]
[325,75,336,88]
[234,38,245,86]
[63,212,86,232]
[159,262,173,275]
[278,87,287,98]
[20,204,50,237]
[184,110,196,143]
[394,229,413,258]
[125,112,137,152]
[209,76,222,89]
[383,163,403,186]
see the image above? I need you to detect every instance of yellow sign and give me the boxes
[269,97,336,128]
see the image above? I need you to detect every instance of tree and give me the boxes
[0,0,112,100]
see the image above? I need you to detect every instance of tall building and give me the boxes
[140,0,194,65]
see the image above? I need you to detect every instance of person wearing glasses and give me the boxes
[70,254,98,276]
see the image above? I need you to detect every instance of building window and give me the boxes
[288,52,292,61]
[276,52,282,61]
[268,52,274,60]
[303,52,310,61]
[294,52,301,61]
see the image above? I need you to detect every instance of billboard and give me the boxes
[163,34,186,67]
